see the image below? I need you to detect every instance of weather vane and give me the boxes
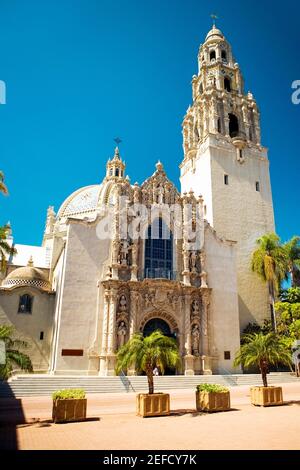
[114,137,122,146]
[210,14,218,26]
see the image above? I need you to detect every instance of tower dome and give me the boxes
[2,257,50,291]
[205,24,224,42]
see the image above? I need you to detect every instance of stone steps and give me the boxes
[0,373,298,397]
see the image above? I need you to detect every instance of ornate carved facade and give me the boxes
[0,24,274,376]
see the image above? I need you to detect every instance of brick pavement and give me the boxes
[0,383,299,450]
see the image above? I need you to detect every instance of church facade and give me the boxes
[0,25,275,376]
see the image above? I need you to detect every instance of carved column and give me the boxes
[99,289,110,376]
[106,288,118,375]
[128,291,139,376]
[130,242,138,281]
[201,290,212,375]
[223,99,230,137]
[184,294,194,376]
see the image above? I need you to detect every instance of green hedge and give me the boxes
[52,389,86,400]
[196,384,229,393]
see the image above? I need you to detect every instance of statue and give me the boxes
[191,324,200,356]
[117,321,127,349]
[118,240,129,266]
[191,300,200,318]
[189,251,198,273]
[119,294,127,311]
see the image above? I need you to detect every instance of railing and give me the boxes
[230,131,247,140]
[143,268,179,281]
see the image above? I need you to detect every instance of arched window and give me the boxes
[210,50,216,62]
[228,113,239,138]
[224,77,231,92]
[109,168,113,176]
[221,50,227,61]
[115,168,119,177]
[144,218,173,280]
[18,294,33,314]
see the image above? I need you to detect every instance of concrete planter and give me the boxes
[250,386,283,407]
[136,393,170,417]
[52,398,87,423]
[196,390,231,412]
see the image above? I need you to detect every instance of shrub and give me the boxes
[196,384,229,393]
[52,389,86,401]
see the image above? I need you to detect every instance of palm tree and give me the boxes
[0,325,33,380]
[251,233,288,331]
[0,171,8,195]
[283,236,300,287]
[115,330,180,394]
[0,224,17,273]
[234,332,292,387]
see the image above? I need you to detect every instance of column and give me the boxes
[128,291,139,376]
[107,289,117,354]
[201,290,212,375]
[99,289,110,376]
[184,294,194,376]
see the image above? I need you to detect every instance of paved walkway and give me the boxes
[0,383,300,450]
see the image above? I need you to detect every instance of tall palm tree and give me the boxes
[0,325,33,380]
[0,171,8,195]
[234,332,292,387]
[283,236,300,287]
[0,225,17,273]
[251,233,288,331]
[115,330,180,394]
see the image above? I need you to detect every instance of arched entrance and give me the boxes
[142,318,177,375]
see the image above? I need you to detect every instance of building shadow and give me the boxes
[0,380,25,450]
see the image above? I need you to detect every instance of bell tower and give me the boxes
[180,24,275,329]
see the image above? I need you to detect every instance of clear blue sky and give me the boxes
[0,0,299,246]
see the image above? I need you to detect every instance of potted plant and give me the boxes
[52,389,87,423]
[116,330,180,417]
[196,383,230,412]
[234,332,292,406]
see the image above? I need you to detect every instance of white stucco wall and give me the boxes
[0,287,54,371]
[52,220,110,374]
[204,226,241,374]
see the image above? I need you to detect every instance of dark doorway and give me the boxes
[143,318,174,338]
[228,113,239,137]
[143,318,177,375]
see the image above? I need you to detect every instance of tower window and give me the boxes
[109,168,113,176]
[221,50,227,62]
[224,77,231,92]
[18,294,33,314]
[228,113,239,138]
[224,174,229,185]
[40,331,44,340]
[256,182,260,192]
[115,168,119,177]
[217,118,221,133]
[210,50,216,62]
[199,82,203,94]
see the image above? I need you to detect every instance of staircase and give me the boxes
[0,373,298,398]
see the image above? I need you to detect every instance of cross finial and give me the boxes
[210,13,218,27]
[114,137,122,146]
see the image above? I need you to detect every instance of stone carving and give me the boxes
[118,240,130,266]
[119,294,127,312]
[117,321,127,349]
[189,251,198,273]
[191,324,200,356]
[191,299,200,319]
